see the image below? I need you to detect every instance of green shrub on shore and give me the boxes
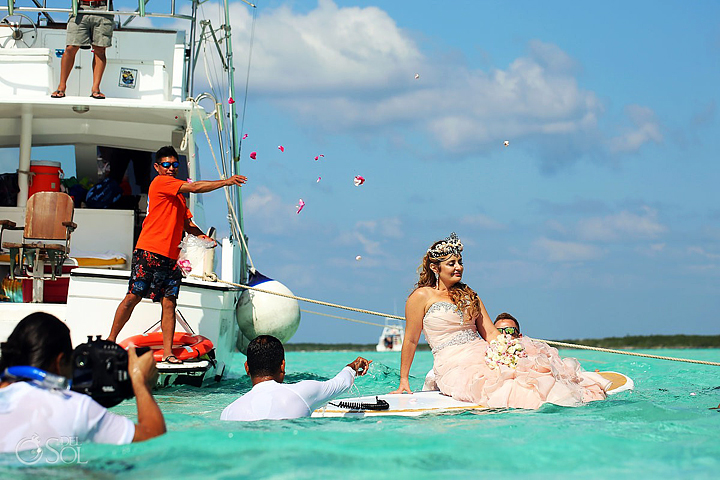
[556,335,720,349]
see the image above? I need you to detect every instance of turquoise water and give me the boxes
[2,348,719,479]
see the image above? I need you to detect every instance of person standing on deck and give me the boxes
[52,0,116,99]
[107,146,247,363]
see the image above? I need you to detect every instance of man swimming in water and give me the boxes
[221,335,371,421]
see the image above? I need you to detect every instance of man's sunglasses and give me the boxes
[159,161,180,169]
[497,326,519,336]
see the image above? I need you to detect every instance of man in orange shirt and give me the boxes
[107,146,246,363]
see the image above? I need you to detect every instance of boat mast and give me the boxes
[223,0,253,284]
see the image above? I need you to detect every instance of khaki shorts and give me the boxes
[66,8,114,48]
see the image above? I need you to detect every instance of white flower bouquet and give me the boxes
[485,334,526,369]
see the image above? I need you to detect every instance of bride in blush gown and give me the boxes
[391,233,610,409]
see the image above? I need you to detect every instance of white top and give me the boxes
[0,382,135,453]
[221,366,356,421]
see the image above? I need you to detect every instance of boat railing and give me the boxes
[2,0,194,23]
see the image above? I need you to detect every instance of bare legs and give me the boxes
[54,44,107,96]
[90,46,106,96]
[108,292,142,343]
[108,293,178,363]
[160,297,177,361]
[55,45,80,94]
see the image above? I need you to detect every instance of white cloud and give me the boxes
[334,217,405,256]
[460,213,506,230]
[635,242,666,257]
[236,0,423,94]
[243,186,300,234]
[534,237,604,262]
[577,207,667,242]
[355,217,404,239]
[608,105,663,153]
[205,1,662,168]
[687,246,720,260]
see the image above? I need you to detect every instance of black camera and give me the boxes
[71,336,149,408]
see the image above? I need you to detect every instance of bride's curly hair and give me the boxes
[414,240,482,322]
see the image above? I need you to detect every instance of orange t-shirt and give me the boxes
[135,175,192,260]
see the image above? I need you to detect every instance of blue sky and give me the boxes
[213,0,719,343]
[5,1,718,343]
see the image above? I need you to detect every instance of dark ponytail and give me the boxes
[0,312,72,373]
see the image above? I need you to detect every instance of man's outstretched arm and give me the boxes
[291,357,372,412]
[178,174,247,194]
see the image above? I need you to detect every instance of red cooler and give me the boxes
[28,160,63,198]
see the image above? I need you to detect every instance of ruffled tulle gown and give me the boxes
[424,302,610,409]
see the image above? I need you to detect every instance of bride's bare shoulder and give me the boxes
[408,287,436,304]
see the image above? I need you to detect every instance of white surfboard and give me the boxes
[311,371,633,418]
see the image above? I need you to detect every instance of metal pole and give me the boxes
[185,0,198,99]
[222,0,247,283]
[17,105,32,209]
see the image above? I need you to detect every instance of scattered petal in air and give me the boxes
[228,97,235,104]
[316,176,321,183]
[250,151,257,160]
[314,154,325,161]
[355,255,362,261]
[503,140,509,147]
[242,134,248,140]
[353,175,365,187]
[278,145,285,152]
[414,73,420,79]
[296,198,305,214]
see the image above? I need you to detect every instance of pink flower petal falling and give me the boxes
[278,145,285,153]
[296,198,305,214]
[242,134,248,140]
[228,97,235,104]
[316,176,321,183]
[353,175,365,187]
[250,151,257,160]
[314,154,325,161]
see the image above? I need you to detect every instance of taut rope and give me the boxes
[191,274,720,367]
[541,340,720,366]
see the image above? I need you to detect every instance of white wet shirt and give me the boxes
[0,382,135,453]
[221,366,356,421]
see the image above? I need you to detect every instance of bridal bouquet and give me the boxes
[485,334,526,369]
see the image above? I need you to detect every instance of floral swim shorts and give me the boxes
[128,249,183,302]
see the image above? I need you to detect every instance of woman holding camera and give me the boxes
[0,312,166,453]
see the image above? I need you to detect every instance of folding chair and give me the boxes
[0,192,77,302]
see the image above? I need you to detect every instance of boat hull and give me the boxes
[65,268,241,386]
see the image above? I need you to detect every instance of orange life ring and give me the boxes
[118,332,214,362]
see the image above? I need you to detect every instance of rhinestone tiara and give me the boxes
[427,232,463,259]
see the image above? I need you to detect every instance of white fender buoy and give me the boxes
[236,272,301,354]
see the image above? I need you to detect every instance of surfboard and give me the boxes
[311,371,633,418]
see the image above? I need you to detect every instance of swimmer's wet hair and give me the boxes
[246,335,284,377]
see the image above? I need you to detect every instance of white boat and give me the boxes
[375,318,404,352]
[0,0,300,386]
